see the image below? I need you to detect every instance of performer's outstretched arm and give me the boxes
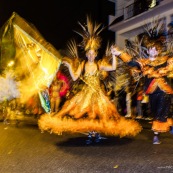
[100,54,117,71]
[63,60,84,81]
[99,46,121,71]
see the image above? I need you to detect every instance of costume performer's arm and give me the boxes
[110,46,142,68]
[156,57,173,77]
[63,60,84,81]
[100,46,121,71]
[99,51,117,71]
[142,57,173,78]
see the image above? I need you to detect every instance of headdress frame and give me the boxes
[74,16,104,52]
[141,17,167,51]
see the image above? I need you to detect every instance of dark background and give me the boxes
[0,0,115,52]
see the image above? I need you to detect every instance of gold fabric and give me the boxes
[39,70,142,137]
[137,56,173,94]
[0,12,62,103]
[152,118,173,132]
[119,52,132,63]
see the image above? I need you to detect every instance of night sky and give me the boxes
[0,0,115,52]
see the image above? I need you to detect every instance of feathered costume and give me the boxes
[118,18,173,133]
[0,12,61,120]
[38,17,142,137]
[0,73,20,102]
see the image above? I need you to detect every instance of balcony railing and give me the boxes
[124,0,162,20]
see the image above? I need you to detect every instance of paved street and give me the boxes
[0,119,173,173]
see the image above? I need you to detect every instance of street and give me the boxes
[0,119,173,173]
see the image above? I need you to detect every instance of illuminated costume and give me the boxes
[0,13,141,139]
[127,55,173,130]
[112,18,173,144]
[0,12,61,123]
[38,17,142,138]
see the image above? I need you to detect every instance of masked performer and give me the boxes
[38,17,142,141]
[111,20,173,144]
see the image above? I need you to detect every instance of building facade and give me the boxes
[108,0,173,48]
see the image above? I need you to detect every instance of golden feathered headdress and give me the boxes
[142,17,167,50]
[75,16,103,51]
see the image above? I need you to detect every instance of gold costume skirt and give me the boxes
[38,80,142,137]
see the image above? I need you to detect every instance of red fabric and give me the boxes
[145,79,156,94]
[56,71,70,97]
[137,91,143,101]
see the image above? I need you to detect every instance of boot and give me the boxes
[153,132,161,144]
[170,126,173,135]
[86,132,93,145]
[95,133,101,143]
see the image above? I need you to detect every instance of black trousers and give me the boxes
[149,92,171,122]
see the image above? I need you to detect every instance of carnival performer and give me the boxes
[38,17,142,142]
[111,20,173,144]
[49,79,63,113]
[0,72,20,123]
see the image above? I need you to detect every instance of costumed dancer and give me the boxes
[38,17,142,143]
[49,78,63,113]
[0,72,20,123]
[111,18,173,144]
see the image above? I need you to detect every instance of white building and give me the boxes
[108,0,173,49]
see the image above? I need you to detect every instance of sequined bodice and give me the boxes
[83,71,100,89]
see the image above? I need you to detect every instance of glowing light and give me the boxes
[7,60,14,67]
[149,0,156,8]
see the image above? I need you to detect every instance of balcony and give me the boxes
[124,0,161,20]
[109,0,173,32]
